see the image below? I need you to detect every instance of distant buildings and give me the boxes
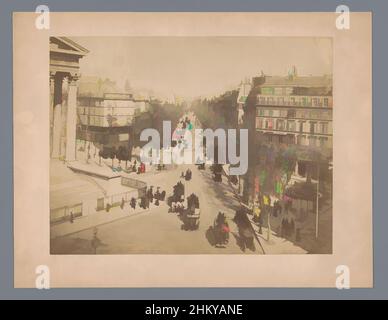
[76,77,152,155]
[237,78,252,125]
[49,38,151,225]
[255,73,332,149]
[254,70,332,177]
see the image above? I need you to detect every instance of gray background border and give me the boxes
[0,0,385,299]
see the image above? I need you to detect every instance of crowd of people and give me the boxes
[251,192,297,241]
[112,185,168,214]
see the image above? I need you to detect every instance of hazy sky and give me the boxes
[73,37,332,99]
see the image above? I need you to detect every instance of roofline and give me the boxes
[50,36,89,55]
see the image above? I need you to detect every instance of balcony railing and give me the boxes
[256,94,332,108]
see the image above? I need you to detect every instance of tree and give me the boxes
[117,146,130,168]
[149,100,184,135]
[99,148,110,166]
[109,147,117,167]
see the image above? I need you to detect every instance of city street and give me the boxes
[51,162,262,254]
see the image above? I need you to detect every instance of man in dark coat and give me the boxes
[130,197,136,210]
[148,186,154,203]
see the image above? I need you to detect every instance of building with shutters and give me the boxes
[76,77,152,158]
[254,70,333,178]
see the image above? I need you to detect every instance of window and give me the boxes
[319,137,328,147]
[262,87,274,95]
[308,136,317,147]
[321,110,329,119]
[297,135,306,145]
[287,109,296,118]
[268,110,273,117]
[299,121,305,133]
[274,88,283,95]
[320,122,328,134]
[268,119,273,129]
[277,119,285,130]
[256,118,263,129]
[257,108,265,116]
[288,121,296,132]
[324,98,329,107]
[310,122,316,134]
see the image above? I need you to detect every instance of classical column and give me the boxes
[51,74,63,158]
[65,75,79,161]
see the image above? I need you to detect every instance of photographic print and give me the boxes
[49,36,333,255]
[13,12,372,288]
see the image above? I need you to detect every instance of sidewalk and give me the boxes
[247,215,307,254]
[221,165,307,254]
[50,200,167,238]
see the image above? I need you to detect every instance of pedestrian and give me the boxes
[69,211,74,223]
[91,227,100,254]
[155,187,161,201]
[130,197,136,210]
[281,217,287,237]
[290,217,295,237]
[139,197,144,209]
[263,194,269,207]
[273,200,280,217]
[171,201,176,213]
[278,200,283,215]
[148,186,154,203]
[140,162,146,173]
[120,197,125,210]
[253,203,261,223]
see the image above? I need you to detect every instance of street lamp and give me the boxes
[315,161,320,239]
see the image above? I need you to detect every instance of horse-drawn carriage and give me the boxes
[197,163,205,170]
[211,212,230,247]
[181,168,192,181]
[211,164,223,182]
[181,193,200,230]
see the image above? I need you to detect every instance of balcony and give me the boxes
[256,94,332,108]
[78,113,134,127]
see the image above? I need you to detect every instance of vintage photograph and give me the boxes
[49,36,333,255]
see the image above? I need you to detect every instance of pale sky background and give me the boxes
[73,37,332,100]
